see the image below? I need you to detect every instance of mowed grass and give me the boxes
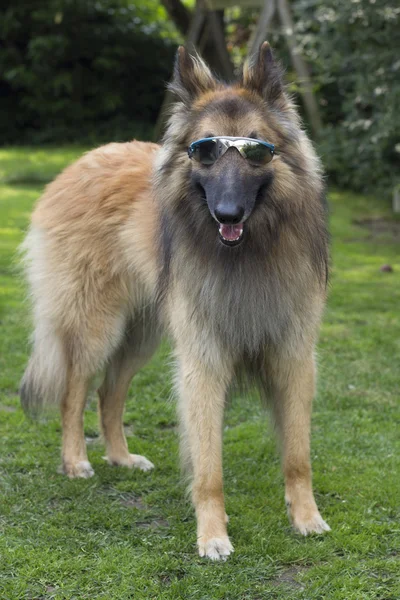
[0,146,399,599]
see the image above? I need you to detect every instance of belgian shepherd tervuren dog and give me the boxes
[20,43,330,559]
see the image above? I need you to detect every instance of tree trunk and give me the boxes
[160,0,191,36]
[203,9,234,80]
[161,0,234,80]
[277,0,322,138]
[248,0,276,58]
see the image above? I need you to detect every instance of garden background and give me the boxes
[0,1,399,598]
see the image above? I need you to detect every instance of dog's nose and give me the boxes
[215,205,244,225]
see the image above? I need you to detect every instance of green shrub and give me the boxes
[0,0,178,144]
[291,0,400,198]
[226,0,399,198]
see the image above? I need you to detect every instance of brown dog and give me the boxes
[20,43,330,560]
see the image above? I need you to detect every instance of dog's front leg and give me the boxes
[270,352,330,535]
[176,348,234,560]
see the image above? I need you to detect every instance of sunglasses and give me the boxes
[187,136,275,166]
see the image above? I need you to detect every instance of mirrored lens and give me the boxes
[241,142,273,165]
[192,140,220,165]
[189,138,274,166]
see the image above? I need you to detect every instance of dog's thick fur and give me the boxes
[20,43,330,559]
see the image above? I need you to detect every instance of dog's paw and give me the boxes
[286,494,330,536]
[105,453,154,472]
[198,536,234,561]
[292,510,331,535]
[61,460,95,479]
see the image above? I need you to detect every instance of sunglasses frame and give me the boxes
[187,136,275,165]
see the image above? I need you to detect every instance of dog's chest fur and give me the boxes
[163,239,323,359]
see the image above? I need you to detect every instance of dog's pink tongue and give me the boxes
[219,224,243,241]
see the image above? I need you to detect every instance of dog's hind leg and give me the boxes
[98,329,160,471]
[61,369,94,478]
[269,352,330,535]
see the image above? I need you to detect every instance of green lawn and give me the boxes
[0,147,399,599]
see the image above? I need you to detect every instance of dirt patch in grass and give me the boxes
[136,518,170,529]
[353,217,400,241]
[271,565,308,591]
[120,494,147,510]
[0,404,17,413]
[85,434,100,444]
[123,425,135,437]
[157,421,177,431]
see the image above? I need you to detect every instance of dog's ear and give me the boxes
[169,46,216,105]
[242,42,284,103]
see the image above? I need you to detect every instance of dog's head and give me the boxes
[157,43,323,250]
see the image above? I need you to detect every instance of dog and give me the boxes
[20,42,330,560]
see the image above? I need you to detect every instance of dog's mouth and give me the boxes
[218,223,244,246]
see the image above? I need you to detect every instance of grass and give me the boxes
[0,146,399,599]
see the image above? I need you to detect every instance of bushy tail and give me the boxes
[19,225,69,417]
[20,327,68,417]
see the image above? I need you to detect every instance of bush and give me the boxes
[0,0,178,144]
[226,0,399,198]
[291,0,400,198]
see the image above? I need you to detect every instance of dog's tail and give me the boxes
[19,227,68,417]
[20,326,68,417]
